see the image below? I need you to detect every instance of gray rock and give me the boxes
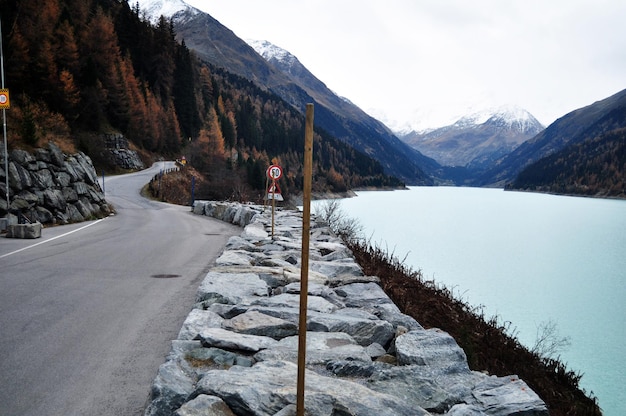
[174,394,236,416]
[365,342,387,358]
[307,310,395,347]
[74,199,93,219]
[224,235,256,251]
[47,142,65,166]
[62,186,79,203]
[368,365,462,413]
[222,310,297,339]
[8,161,32,191]
[5,222,42,239]
[471,375,549,416]
[193,360,426,416]
[31,168,55,188]
[67,204,85,223]
[254,332,371,365]
[251,293,338,314]
[34,206,54,223]
[241,221,268,239]
[447,404,488,415]
[43,189,67,212]
[10,149,35,166]
[395,329,470,373]
[310,259,363,279]
[196,272,269,306]
[75,152,98,184]
[185,347,254,369]
[196,327,278,352]
[334,282,394,309]
[34,148,51,163]
[73,181,89,196]
[232,206,259,227]
[192,201,207,215]
[178,309,225,340]
[371,303,424,331]
[54,171,70,188]
[214,250,257,266]
[9,196,31,211]
[144,360,195,416]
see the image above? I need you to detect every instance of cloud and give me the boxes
[187,0,626,129]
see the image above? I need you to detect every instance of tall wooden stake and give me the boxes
[297,104,314,416]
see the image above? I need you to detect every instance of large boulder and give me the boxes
[193,360,426,416]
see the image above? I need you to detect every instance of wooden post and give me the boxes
[297,103,314,416]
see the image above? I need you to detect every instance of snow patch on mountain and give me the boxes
[455,104,540,130]
[135,0,198,24]
[247,40,299,68]
[382,104,542,135]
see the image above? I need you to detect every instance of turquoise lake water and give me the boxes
[313,187,625,415]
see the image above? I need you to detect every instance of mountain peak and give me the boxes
[135,0,198,24]
[454,105,543,133]
[248,40,292,61]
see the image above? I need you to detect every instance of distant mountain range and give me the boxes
[137,0,434,185]
[399,105,544,173]
[137,0,625,197]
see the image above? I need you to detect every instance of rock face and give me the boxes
[103,133,145,170]
[144,201,548,416]
[0,142,111,225]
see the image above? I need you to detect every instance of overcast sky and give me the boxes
[184,0,626,130]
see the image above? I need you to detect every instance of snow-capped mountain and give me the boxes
[134,0,435,184]
[135,0,198,24]
[399,106,544,171]
[247,40,297,67]
[453,105,543,134]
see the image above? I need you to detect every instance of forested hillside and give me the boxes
[508,128,626,198]
[0,0,402,202]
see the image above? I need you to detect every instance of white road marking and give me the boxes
[0,219,106,259]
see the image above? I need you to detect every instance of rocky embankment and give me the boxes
[0,142,111,225]
[144,201,548,416]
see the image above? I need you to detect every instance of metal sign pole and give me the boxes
[271,178,276,238]
[0,17,10,216]
[296,103,314,416]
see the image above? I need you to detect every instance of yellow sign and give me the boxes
[0,89,9,109]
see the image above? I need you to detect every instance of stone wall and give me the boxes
[102,133,145,170]
[144,201,548,416]
[0,142,111,225]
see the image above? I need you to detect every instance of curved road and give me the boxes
[0,162,240,416]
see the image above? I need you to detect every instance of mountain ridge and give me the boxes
[478,88,626,187]
[399,106,544,176]
[136,0,435,185]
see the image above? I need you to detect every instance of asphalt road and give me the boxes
[0,162,240,416]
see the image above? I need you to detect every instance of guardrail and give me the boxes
[148,166,180,199]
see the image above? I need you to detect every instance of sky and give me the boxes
[183,0,626,131]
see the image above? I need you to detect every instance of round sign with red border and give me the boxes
[0,89,10,109]
[267,165,282,180]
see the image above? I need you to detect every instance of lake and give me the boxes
[313,187,625,416]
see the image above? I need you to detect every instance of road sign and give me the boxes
[266,181,283,201]
[268,181,281,194]
[267,165,282,180]
[0,89,10,109]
